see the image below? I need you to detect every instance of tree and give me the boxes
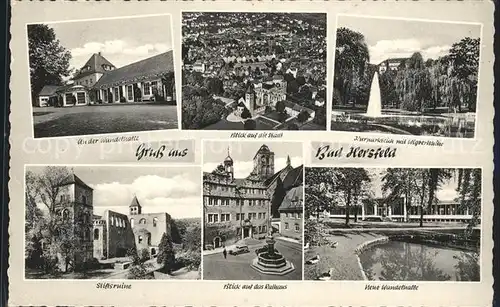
[275,100,286,113]
[23,166,96,274]
[244,119,256,130]
[456,168,482,234]
[334,27,370,106]
[423,168,452,227]
[28,24,71,104]
[304,167,345,220]
[382,168,418,222]
[448,37,480,112]
[394,52,433,112]
[297,110,310,123]
[157,233,176,274]
[25,171,43,233]
[334,168,371,226]
[241,108,252,119]
[127,247,153,279]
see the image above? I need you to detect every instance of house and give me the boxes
[378,58,408,74]
[36,85,60,107]
[92,51,176,104]
[278,185,303,241]
[34,51,176,107]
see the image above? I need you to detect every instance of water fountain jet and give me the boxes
[365,72,382,117]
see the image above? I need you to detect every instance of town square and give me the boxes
[202,141,304,280]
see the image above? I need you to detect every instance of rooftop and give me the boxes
[73,52,116,80]
[93,51,175,89]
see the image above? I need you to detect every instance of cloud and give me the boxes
[91,174,200,215]
[203,156,302,178]
[71,40,170,57]
[368,39,451,64]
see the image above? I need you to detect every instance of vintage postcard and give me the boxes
[8,1,494,306]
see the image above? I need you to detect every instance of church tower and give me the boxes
[223,147,234,179]
[253,144,275,180]
[245,85,256,115]
[129,195,142,215]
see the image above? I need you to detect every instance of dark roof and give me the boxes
[278,186,303,212]
[282,165,303,190]
[38,85,61,97]
[93,51,174,89]
[74,53,116,79]
[129,195,142,208]
[264,166,290,186]
[58,174,93,190]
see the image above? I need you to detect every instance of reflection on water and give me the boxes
[359,241,480,281]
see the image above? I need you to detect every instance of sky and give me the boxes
[203,141,303,178]
[27,166,201,219]
[44,14,174,75]
[367,168,460,201]
[337,15,482,64]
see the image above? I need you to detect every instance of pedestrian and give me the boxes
[223,247,227,259]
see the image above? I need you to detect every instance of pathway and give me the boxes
[304,231,386,281]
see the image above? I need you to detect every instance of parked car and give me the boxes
[229,245,250,255]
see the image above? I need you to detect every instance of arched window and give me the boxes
[110,217,114,226]
[94,228,99,240]
[153,218,158,227]
[139,218,147,225]
[147,234,151,245]
[82,195,87,205]
[138,235,143,243]
[130,218,135,228]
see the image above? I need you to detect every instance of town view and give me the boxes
[181,12,327,131]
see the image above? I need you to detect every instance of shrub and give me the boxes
[157,233,176,274]
[140,248,151,262]
[241,108,252,119]
[120,96,126,103]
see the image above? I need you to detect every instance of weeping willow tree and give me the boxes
[394,52,433,112]
[333,27,370,106]
[383,37,479,114]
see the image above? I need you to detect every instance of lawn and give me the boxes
[33,104,178,138]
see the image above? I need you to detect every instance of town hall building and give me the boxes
[203,144,304,249]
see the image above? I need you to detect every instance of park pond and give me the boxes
[331,110,475,138]
[359,240,480,281]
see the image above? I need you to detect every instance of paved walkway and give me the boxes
[304,231,386,281]
[203,239,302,280]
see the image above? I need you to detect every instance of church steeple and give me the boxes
[129,194,142,215]
[223,147,234,179]
[286,155,291,167]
